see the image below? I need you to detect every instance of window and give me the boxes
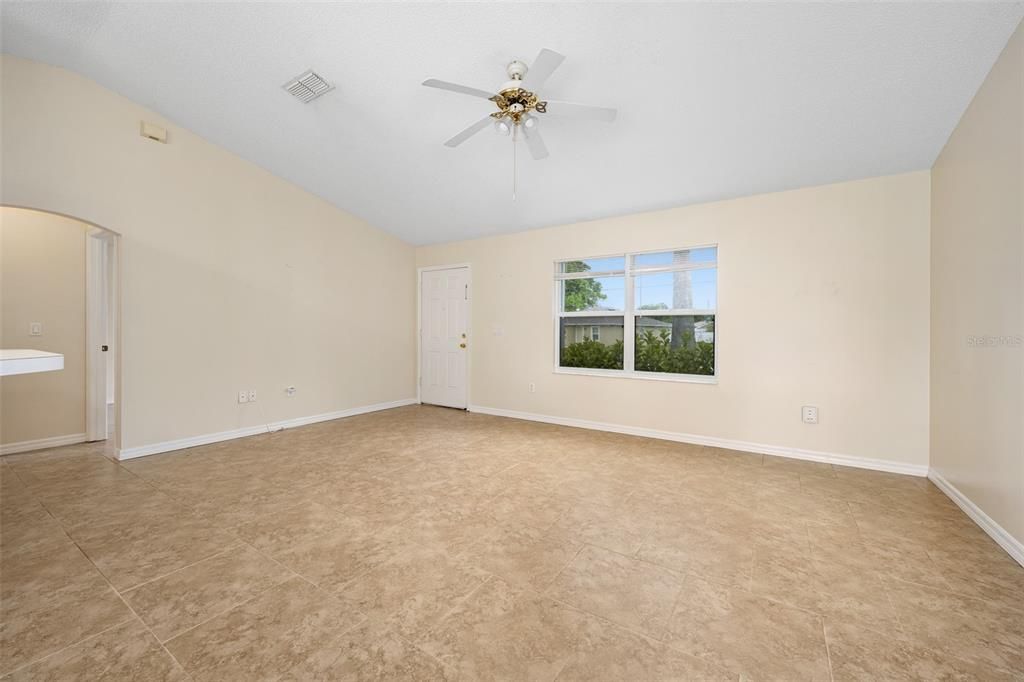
[554,246,717,380]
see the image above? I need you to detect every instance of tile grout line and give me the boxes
[2,458,189,677]
[52,532,195,680]
[821,618,835,682]
[117,541,248,594]
[147,535,372,651]
[0,615,138,678]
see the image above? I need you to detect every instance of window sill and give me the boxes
[553,367,718,385]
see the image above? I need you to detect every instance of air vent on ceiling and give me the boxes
[283,70,334,103]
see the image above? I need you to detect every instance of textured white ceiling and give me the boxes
[2,2,1022,245]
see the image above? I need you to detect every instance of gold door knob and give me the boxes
[459,343,467,349]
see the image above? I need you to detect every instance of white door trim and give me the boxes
[85,228,114,442]
[417,263,471,408]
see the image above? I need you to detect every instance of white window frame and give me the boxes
[553,245,718,384]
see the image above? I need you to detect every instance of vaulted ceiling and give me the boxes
[2,2,1022,244]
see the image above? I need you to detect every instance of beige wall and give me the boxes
[418,172,932,469]
[0,208,88,445]
[931,22,1023,543]
[0,55,416,452]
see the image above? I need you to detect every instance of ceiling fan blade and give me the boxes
[444,116,494,147]
[543,100,617,122]
[523,48,565,89]
[522,125,549,160]
[422,78,495,100]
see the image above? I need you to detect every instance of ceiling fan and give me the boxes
[422,49,617,165]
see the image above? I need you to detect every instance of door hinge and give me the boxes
[464,284,468,300]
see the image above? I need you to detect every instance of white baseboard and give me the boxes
[468,404,929,477]
[928,469,1024,568]
[117,398,417,461]
[1,433,87,455]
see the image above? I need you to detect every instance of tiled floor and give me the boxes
[2,405,1022,680]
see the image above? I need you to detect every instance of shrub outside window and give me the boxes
[555,246,717,381]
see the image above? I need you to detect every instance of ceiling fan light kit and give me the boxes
[422,48,617,198]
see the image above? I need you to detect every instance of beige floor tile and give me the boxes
[926,542,1024,604]
[750,539,902,636]
[637,520,755,588]
[323,478,439,530]
[462,524,582,592]
[664,574,831,681]
[555,623,735,681]
[482,487,576,532]
[825,621,1020,682]
[7,453,127,491]
[164,577,365,681]
[761,455,836,479]
[161,475,320,528]
[278,620,452,681]
[883,578,1024,672]
[418,576,597,680]
[4,406,1019,680]
[67,509,238,591]
[5,618,187,681]
[273,523,415,593]
[546,498,653,556]
[336,543,489,640]
[231,500,367,555]
[33,481,186,531]
[0,541,135,675]
[546,545,683,638]
[395,493,502,555]
[0,502,70,560]
[123,542,295,641]
[807,526,952,592]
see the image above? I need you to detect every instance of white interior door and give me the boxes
[420,267,469,408]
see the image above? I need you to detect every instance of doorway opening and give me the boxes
[0,206,122,457]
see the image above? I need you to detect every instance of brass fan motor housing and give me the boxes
[489,87,547,124]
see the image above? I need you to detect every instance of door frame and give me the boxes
[85,227,116,441]
[416,263,472,408]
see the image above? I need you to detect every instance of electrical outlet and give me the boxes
[801,405,819,424]
[29,322,42,336]
[529,382,536,393]
[238,390,248,404]
[248,390,257,402]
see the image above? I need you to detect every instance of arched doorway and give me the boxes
[0,205,123,456]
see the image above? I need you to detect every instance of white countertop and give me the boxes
[0,349,65,376]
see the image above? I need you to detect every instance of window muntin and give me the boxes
[555,246,717,379]
[558,256,625,275]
